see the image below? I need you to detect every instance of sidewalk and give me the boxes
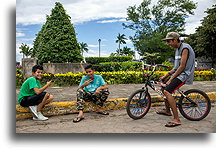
[16,81,216,133]
[16,105,216,133]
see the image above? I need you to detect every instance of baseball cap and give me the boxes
[162,32,180,41]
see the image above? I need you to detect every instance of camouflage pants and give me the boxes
[76,88,110,110]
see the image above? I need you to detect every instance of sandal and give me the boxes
[96,110,109,115]
[165,121,181,127]
[156,109,172,116]
[73,116,84,123]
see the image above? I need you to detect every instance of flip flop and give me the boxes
[96,110,109,115]
[156,109,172,116]
[165,122,181,127]
[73,117,84,123]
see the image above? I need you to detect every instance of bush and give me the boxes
[94,62,142,72]
[16,70,215,87]
[85,56,133,64]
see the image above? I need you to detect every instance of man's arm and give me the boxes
[166,48,189,85]
[78,79,93,89]
[33,81,52,94]
[159,68,175,81]
[97,84,108,90]
[94,84,108,95]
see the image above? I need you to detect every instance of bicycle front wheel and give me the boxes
[126,89,151,120]
[178,89,211,121]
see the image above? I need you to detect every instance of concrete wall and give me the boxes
[22,58,38,78]
[196,56,215,69]
[43,63,88,74]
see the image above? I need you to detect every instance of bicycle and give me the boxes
[126,63,211,121]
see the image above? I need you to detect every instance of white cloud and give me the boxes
[16,0,215,34]
[16,32,25,37]
[184,0,215,34]
[125,39,132,44]
[88,44,98,48]
[97,18,126,24]
[16,0,143,25]
[83,49,110,57]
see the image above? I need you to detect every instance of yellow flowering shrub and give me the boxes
[16,70,215,87]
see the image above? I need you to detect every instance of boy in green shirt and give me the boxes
[18,65,54,120]
[73,65,110,123]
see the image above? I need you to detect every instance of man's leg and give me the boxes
[156,88,172,116]
[73,88,89,122]
[163,78,184,126]
[163,90,180,123]
[37,93,52,112]
[95,89,109,114]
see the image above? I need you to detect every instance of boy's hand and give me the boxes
[83,79,93,86]
[47,81,52,86]
[94,88,100,95]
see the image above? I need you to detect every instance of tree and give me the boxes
[79,42,89,57]
[142,52,161,65]
[110,52,117,56]
[119,47,135,57]
[33,2,82,64]
[123,0,196,63]
[79,42,89,62]
[19,43,33,58]
[185,5,216,61]
[116,33,127,49]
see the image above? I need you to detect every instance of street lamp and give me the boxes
[98,39,101,57]
[211,36,215,68]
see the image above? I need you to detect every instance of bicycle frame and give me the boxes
[140,63,195,104]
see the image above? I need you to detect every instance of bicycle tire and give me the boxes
[126,89,151,120]
[178,89,211,121]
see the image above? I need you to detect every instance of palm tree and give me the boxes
[19,43,33,58]
[116,33,127,50]
[122,47,135,57]
[79,42,89,62]
[79,42,88,56]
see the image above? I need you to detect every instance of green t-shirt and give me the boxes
[79,74,106,93]
[18,77,42,104]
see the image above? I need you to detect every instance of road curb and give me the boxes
[16,92,216,120]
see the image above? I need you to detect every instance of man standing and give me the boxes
[157,32,195,127]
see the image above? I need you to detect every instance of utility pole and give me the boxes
[98,39,101,57]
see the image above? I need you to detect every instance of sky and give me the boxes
[16,0,216,63]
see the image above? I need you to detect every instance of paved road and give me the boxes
[16,81,216,103]
[16,105,216,133]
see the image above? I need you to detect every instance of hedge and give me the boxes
[94,62,142,72]
[16,70,215,87]
[85,56,133,64]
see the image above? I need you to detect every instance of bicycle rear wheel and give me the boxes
[178,89,211,121]
[126,89,151,120]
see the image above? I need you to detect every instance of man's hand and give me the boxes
[159,75,166,81]
[46,81,52,86]
[83,79,93,87]
[166,79,172,86]
[94,88,101,95]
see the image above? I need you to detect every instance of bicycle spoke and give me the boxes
[127,89,151,119]
[179,89,211,121]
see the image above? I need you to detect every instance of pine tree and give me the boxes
[33,2,82,64]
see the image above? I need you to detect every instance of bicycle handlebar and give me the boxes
[142,63,170,69]
[156,64,170,68]
[141,62,170,78]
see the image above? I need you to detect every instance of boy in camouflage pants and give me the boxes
[73,65,109,123]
